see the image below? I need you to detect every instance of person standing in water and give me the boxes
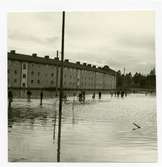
[92,92,95,100]
[99,92,101,99]
[27,89,32,102]
[8,89,13,109]
[40,90,43,105]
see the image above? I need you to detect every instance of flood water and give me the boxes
[8,93,157,162]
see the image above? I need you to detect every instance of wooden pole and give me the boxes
[57,11,65,162]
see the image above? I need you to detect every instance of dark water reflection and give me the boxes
[8,94,157,162]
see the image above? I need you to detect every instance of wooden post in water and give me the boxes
[57,11,65,162]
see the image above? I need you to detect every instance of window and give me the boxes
[23,64,26,69]
[31,71,34,75]
[14,70,17,74]
[22,83,25,87]
[8,69,10,73]
[14,79,17,83]
[51,80,54,84]
[38,72,40,76]
[37,80,40,84]
[51,73,54,77]
[31,80,33,84]
[23,74,26,78]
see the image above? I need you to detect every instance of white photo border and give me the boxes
[0,0,162,167]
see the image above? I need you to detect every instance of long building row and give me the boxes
[8,50,117,97]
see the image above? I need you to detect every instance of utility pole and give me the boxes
[123,67,126,76]
[57,11,65,162]
[56,50,59,97]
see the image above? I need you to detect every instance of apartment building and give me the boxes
[8,50,116,97]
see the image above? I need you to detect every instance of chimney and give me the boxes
[65,59,69,62]
[93,65,96,68]
[54,57,59,60]
[10,50,16,54]
[83,63,87,66]
[32,53,37,57]
[76,61,80,65]
[87,64,91,67]
[44,55,49,59]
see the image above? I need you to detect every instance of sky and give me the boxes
[8,11,155,74]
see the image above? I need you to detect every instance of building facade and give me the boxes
[8,50,116,97]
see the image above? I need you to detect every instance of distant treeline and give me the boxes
[116,68,156,90]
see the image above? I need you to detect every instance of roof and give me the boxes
[8,51,116,76]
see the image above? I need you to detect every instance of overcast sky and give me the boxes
[8,11,155,74]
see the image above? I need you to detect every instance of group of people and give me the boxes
[27,90,44,105]
[78,91,86,103]
[8,88,128,108]
[110,89,127,98]
[8,89,44,108]
[78,91,102,103]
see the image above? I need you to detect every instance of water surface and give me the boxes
[8,94,157,162]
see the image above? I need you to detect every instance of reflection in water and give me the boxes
[8,108,13,128]
[8,94,157,162]
[72,96,75,125]
[52,110,57,141]
[52,98,58,142]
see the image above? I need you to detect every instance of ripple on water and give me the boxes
[8,94,157,162]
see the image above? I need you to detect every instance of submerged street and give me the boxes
[8,93,157,162]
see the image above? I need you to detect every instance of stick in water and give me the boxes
[132,122,141,130]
